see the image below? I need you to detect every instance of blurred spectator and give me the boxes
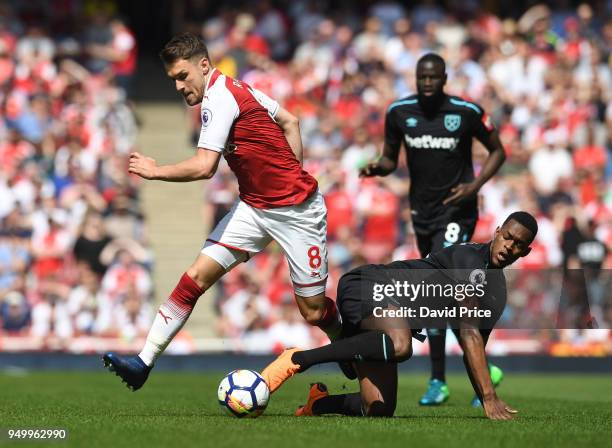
[111,283,153,341]
[341,127,377,192]
[356,178,400,263]
[0,291,31,334]
[0,1,150,348]
[576,219,609,310]
[292,0,325,43]
[31,209,73,281]
[325,175,356,241]
[31,277,73,343]
[73,212,112,276]
[306,114,345,159]
[2,0,610,353]
[254,0,288,60]
[100,247,152,304]
[104,194,146,243]
[87,17,137,96]
[67,266,110,336]
[217,276,271,338]
[528,131,574,198]
[82,7,113,74]
[352,16,387,65]
[199,0,611,351]
[0,126,35,180]
[0,229,30,297]
[267,294,317,350]
[412,0,445,33]
[369,1,406,37]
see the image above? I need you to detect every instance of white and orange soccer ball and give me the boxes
[217,370,270,418]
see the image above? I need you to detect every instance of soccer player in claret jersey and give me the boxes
[102,33,341,390]
[262,212,537,420]
[360,53,506,406]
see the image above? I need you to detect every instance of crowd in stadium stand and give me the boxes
[0,0,610,355]
[0,1,149,349]
[185,1,611,353]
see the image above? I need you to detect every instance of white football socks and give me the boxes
[138,298,192,366]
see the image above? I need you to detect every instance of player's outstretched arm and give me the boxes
[459,327,517,420]
[128,149,221,182]
[274,107,303,165]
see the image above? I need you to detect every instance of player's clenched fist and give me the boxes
[129,152,158,180]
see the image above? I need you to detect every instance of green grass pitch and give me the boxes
[1,370,610,448]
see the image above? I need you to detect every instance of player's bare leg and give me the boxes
[103,252,238,390]
[294,291,342,341]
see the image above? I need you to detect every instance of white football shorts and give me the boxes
[201,190,328,297]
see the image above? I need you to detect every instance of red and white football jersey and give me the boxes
[197,69,317,209]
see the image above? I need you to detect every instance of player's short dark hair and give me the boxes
[417,53,446,72]
[160,32,209,65]
[503,211,538,238]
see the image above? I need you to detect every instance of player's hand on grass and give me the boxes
[129,152,158,180]
[482,396,518,420]
[443,182,478,205]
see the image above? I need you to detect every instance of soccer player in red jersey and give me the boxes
[103,33,340,390]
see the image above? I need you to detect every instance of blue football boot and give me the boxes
[419,379,450,405]
[102,352,151,391]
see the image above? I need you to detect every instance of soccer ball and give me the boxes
[217,369,270,418]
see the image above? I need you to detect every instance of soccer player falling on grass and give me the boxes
[262,212,537,420]
[360,53,506,406]
[103,33,341,390]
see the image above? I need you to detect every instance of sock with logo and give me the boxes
[291,331,395,371]
[138,273,204,366]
